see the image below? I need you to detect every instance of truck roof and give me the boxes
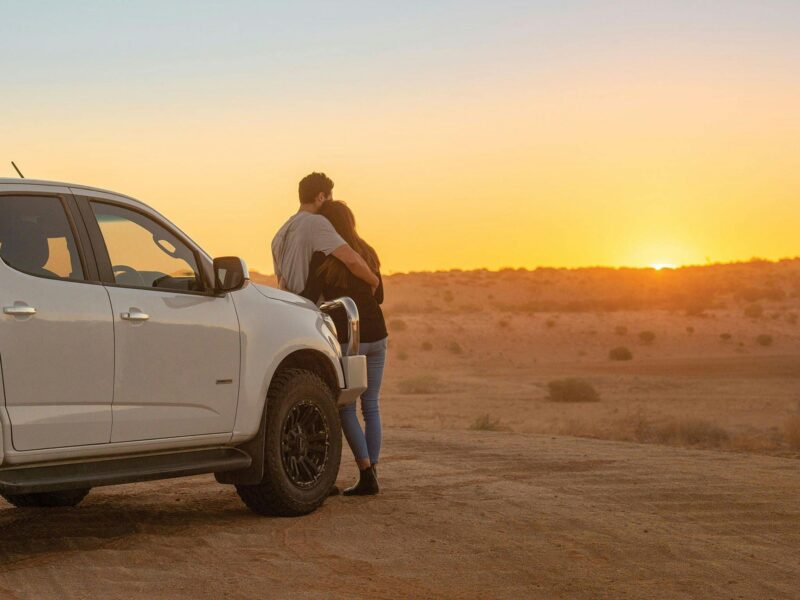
[0,178,146,208]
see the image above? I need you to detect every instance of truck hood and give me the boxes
[252,283,319,311]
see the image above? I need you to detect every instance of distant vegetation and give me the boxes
[785,416,800,450]
[744,304,764,319]
[638,331,656,345]
[609,346,633,361]
[447,341,464,355]
[548,379,600,403]
[398,374,439,394]
[755,334,774,347]
[390,319,407,331]
[253,258,800,317]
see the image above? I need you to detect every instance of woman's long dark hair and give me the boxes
[317,200,379,287]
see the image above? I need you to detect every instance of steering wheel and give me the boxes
[113,264,146,286]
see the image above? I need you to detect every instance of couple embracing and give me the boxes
[271,172,387,497]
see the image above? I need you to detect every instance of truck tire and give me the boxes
[236,368,341,517]
[2,488,91,508]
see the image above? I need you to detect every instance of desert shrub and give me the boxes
[398,374,439,394]
[447,341,463,355]
[608,346,633,361]
[397,350,409,361]
[686,326,695,335]
[755,334,773,347]
[629,416,729,447]
[547,378,600,403]
[469,414,509,432]
[638,330,656,345]
[785,416,800,450]
[719,333,732,342]
[653,419,729,447]
[684,302,708,317]
[744,304,763,319]
[390,319,407,332]
[421,341,433,351]
[545,319,556,328]
[498,319,511,329]
[614,325,628,336]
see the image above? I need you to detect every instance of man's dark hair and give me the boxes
[298,172,334,204]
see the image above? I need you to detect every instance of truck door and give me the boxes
[82,197,240,443]
[0,192,114,450]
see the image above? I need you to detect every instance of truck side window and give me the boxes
[0,195,85,281]
[90,202,203,292]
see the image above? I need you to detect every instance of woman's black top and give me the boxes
[302,252,388,344]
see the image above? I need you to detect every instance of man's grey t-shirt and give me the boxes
[271,211,346,294]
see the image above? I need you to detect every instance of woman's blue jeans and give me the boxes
[340,337,387,465]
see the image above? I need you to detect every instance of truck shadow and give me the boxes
[0,488,255,570]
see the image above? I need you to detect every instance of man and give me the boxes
[272,172,379,297]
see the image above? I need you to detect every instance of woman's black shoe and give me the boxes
[343,465,379,496]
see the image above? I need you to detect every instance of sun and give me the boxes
[650,262,677,271]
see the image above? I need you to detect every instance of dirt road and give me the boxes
[0,429,798,599]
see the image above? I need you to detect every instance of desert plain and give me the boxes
[1,260,799,599]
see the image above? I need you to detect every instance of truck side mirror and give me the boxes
[213,256,249,293]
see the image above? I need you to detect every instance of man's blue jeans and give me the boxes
[340,337,388,465]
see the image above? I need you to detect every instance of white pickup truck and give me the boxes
[0,178,367,516]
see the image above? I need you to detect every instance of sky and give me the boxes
[2,1,799,274]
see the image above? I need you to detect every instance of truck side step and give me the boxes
[0,447,252,495]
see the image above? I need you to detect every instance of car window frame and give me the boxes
[74,195,216,297]
[0,191,99,284]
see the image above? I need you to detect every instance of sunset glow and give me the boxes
[2,1,799,274]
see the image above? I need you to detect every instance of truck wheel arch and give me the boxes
[216,349,340,486]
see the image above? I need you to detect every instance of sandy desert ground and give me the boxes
[0,431,798,599]
[1,262,799,598]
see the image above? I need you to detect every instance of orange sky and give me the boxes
[3,2,799,273]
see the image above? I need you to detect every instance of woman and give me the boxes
[302,200,387,496]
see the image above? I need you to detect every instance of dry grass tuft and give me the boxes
[421,341,433,351]
[625,415,729,447]
[652,418,730,447]
[547,378,600,403]
[397,374,439,394]
[469,414,510,432]
[785,416,800,450]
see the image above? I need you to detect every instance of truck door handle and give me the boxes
[121,310,150,322]
[4,305,37,316]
